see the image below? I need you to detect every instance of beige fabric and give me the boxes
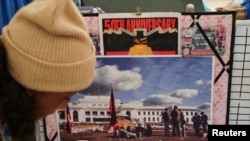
[1,0,96,92]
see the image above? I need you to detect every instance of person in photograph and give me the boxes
[135,123,145,138]
[200,111,208,137]
[162,107,170,136]
[170,105,180,137]
[113,125,120,137]
[144,123,152,137]
[215,25,226,55]
[118,126,137,139]
[0,0,96,140]
[126,126,137,138]
[192,112,201,137]
[182,47,191,56]
[179,109,186,138]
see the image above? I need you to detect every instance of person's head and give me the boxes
[174,105,178,109]
[0,0,95,139]
[147,123,151,128]
[182,47,190,56]
[165,107,169,111]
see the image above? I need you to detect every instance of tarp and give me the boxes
[0,0,33,33]
[241,0,250,19]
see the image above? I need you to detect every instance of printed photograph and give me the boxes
[83,14,101,55]
[56,56,214,141]
[181,26,226,56]
[181,12,234,57]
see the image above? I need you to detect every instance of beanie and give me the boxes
[1,0,96,92]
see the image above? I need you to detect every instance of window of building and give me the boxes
[92,111,98,116]
[58,111,65,119]
[148,111,150,115]
[100,111,105,116]
[152,112,155,115]
[186,111,188,115]
[138,111,141,115]
[143,112,146,115]
[85,111,90,116]
[86,118,91,122]
[73,111,78,122]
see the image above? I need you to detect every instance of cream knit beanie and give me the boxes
[1,0,96,92]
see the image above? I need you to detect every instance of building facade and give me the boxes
[57,95,198,126]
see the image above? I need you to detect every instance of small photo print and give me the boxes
[83,14,101,55]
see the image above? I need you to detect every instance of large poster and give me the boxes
[41,12,235,140]
[181,12,236,124]
[99,12,181,55]
[57,56,213,140]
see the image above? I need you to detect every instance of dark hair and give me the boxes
[0,40,36,140]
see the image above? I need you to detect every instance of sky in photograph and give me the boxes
[72,56,213,112]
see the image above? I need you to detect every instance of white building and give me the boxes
[57,95,199,126]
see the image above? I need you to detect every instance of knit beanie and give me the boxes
[1,0,96,92]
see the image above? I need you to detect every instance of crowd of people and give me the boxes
[192,111,208,137]
[162,105,208,138]
[112,105,208,139]
[162,105,186,138]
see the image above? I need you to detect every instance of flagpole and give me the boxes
[66,104,72,136]
[109,83,117,132]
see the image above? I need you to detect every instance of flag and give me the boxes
[109,84,117,127]
[66,105,72,135]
